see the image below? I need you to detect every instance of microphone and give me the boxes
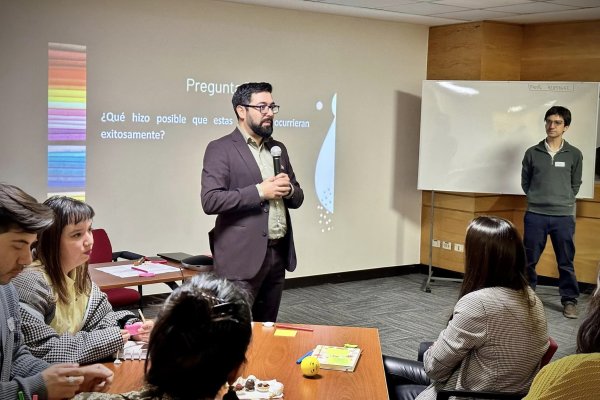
[270,145,282,175]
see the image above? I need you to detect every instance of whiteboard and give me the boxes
[417,81,599,198]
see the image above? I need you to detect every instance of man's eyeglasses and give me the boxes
[545,119,564,126]
[241,104,280,114]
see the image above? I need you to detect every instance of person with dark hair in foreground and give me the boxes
[74,273,253,400]
[0,183,113,399]
[523,267,600,399]
[384,216,549,400]
[201,82,303,322]
[13,196,153,364]
[521,106,583,318]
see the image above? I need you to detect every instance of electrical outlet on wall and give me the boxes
[442,241,452,250]
[432,239,441,248]
[454,243,464,252]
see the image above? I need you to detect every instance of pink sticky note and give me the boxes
[125,322,143,335]
[138,272,155,277]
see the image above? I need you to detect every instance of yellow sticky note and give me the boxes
[274,328,297,337]
[325,348,350,356]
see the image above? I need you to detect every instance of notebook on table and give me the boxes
[156,252,193,263]
[311,345,362,372]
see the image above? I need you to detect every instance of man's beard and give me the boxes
[250,119,273,138]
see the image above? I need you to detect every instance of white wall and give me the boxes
[0,0,428,278]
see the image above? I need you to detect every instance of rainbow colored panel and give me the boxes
[48,42,86,199]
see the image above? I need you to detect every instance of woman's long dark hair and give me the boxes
[458,216,530,300]
[35,196,94,304]
[576,271,600,353]
[145,274,252,399]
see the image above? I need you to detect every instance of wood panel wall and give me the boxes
[422,20,600,284]
[427,21,523,80]
[521,21,600,81]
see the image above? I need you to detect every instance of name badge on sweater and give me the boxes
[555,161,565,167]
[7,317,15,331]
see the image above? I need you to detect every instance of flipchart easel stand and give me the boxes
[421,190,463,293]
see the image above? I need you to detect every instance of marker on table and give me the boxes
[17,391,25,400]
[275,324,314,332]
[296,350,313,364]
[132,266,149,273]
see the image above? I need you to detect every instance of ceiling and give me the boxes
[222,0,600,26]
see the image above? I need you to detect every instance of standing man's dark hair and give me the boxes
[202,81,304,322]
[232,82,273,119]
[545,106,571,127]
[522,105,583,319]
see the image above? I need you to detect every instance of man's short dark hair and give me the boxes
[0,183,54,234]
[232,82,273,119]
[545,106,572,127]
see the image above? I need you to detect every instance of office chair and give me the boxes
[384,337,558,400]
[89,228,144,308]
[436,336,558,399]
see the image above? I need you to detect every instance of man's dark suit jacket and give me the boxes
[201,128,304,280]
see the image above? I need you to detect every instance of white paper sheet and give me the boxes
[96,262,180,278]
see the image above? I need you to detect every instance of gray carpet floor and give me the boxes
[141,272,590,362]
[277,273,589,362]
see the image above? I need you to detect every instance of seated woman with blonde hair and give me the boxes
[74,273,253,400]
[13,196,153,364]
[524,268,600,400]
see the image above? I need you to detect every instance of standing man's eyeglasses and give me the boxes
[241,104,280,114]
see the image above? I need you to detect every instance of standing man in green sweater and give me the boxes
[521,106,583,319]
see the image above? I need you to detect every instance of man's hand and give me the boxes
[260,173,291,200]
[78,363,114,393]
[42,363,84,400]
[132,320,154,342]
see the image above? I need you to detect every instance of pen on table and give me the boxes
[296,350,313,364]
[132,266,149,273]
[275,324,314,332]
[138,309,146,323]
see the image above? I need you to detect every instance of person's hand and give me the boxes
[260,174,291,199]
[78,363,114,393]
[132,320,154,342]
[120,329,131,343]
[42,363,84,400]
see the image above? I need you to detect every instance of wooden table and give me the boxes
[89,260,198,290]
[103,323,389,399]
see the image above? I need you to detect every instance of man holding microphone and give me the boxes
[201,82,303,322]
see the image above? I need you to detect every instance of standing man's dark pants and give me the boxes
[524,211,579,304]
[233,239,287,322]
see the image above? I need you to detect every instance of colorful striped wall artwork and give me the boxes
[48,42,87,200]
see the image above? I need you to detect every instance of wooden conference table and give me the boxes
[89,260,198,290]
[102,323,389,399]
